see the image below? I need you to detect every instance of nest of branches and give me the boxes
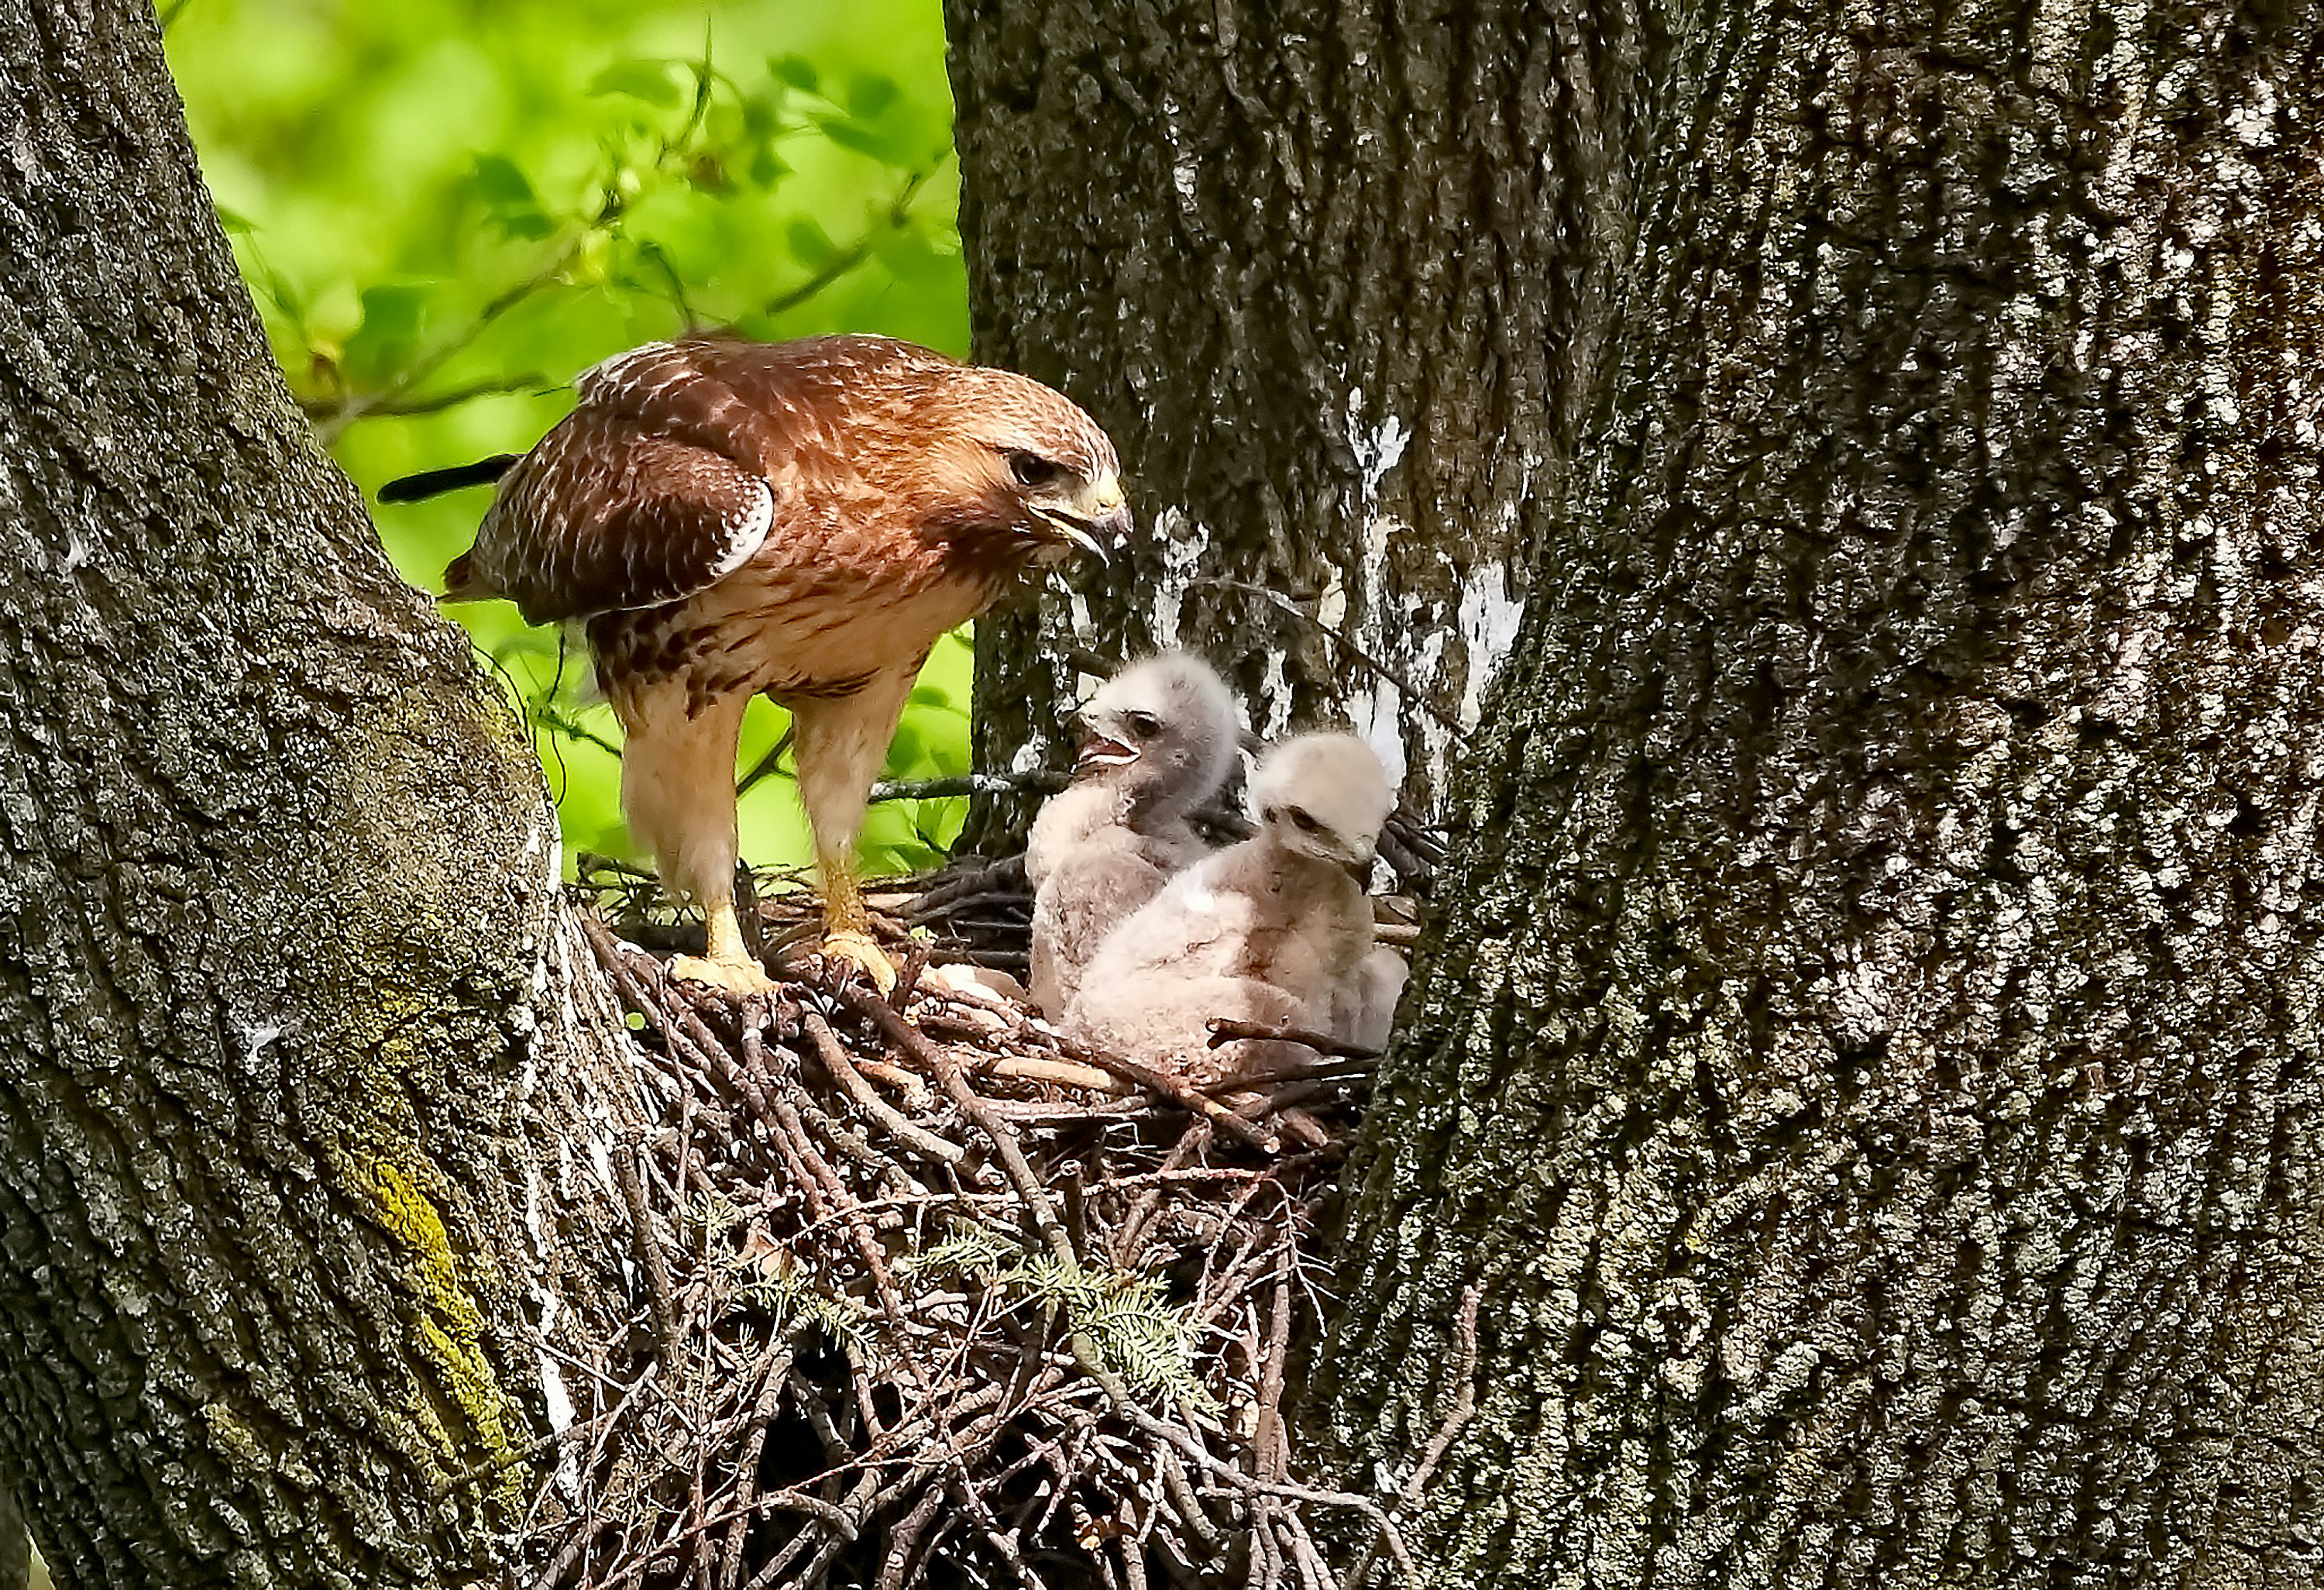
[509,857,1442,1590]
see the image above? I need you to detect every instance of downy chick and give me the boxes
[1067,732,1397,1076]
[1026,652,1239,1017]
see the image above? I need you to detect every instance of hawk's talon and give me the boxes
[818,929,898,993]
[669,952,779,998]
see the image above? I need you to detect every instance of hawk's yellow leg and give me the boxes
[670,893,778,996]
[817,866,898,993]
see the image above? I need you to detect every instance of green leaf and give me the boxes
[768,53,819,93]
[878,228,949,285]
[470,153,534,208]
[785,217,836,265]
[845,73,899,120]
[469,154,553,239]
[341,281,431,384]
[739,92,781,138]
[589,59,682,106]
[818,115,915,163]
[213,203,259,235]
[748,144,790,188]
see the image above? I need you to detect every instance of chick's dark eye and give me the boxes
[1287,808,1320,832]
[1124,711,1162,738]
[1009,451,1063,487]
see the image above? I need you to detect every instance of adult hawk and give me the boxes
[433,334,1129,992]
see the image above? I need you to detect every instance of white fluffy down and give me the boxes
[1066,731,1402,1074]
[1026,653,1240,1017]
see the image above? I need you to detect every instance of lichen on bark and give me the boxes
[1319,4,2324,1585]
[0,3,640,1584]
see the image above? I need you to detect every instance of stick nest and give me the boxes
[513,855,1422,1590]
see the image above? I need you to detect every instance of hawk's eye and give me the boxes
[1287,807,1321,833]
[1009,452,1064,488]
[1123,710,1162,738]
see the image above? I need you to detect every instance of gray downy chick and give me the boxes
[1026,652,1239,1018]
[1067,731,1397,1075]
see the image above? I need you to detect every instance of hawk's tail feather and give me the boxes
[379,453,520,504]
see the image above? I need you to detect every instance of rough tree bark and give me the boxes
[0,5,639,1585]
[951,2,2324,1585]
[947,0,1554,838]
[0,1490,26,1590]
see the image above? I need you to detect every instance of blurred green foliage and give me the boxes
[162,0,976,876]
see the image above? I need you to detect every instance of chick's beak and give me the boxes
[1032,470,1133,563]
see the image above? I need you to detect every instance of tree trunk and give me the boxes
[946,0,1581,839]
[0,1490,26,1590]
[0,5,638,1584]
[951,1,2324,1584]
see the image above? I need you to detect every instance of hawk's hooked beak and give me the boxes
[1032,470,1133,563]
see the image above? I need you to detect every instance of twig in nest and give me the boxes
[1205,1017,1380,1061]
[801,1012,967,1169]
[1047,1035,1282,1153]
[613,1131,682,1370]
[560,866,1421,1590]
[834,981,1078,1272]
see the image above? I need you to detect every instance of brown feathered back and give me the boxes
[445,334,1121,625]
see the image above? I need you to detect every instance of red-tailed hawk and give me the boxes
[436,334,1129,993]
[1025,652,1238,1017]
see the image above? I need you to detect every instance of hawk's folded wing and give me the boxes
[445,342,809,625]
[441,334,973,625]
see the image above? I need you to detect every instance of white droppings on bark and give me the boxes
[1346,674,1407,789]
[1160,96,1199,205]
[1455,561,1525,730]
[239,1022,280,1072]
[1258,647,1294,739]
[1345,395,1414,747]
[538,1350,574,1437]
[1346,388,1410,504]
[2231,74,2278,146]
[1147,508,1205,649]
[1315,563,1347,635]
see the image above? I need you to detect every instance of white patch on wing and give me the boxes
[712,479,777,580]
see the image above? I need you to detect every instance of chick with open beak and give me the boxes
[1025,654,1240,1018]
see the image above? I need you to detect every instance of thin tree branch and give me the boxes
[761,168,933,318]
